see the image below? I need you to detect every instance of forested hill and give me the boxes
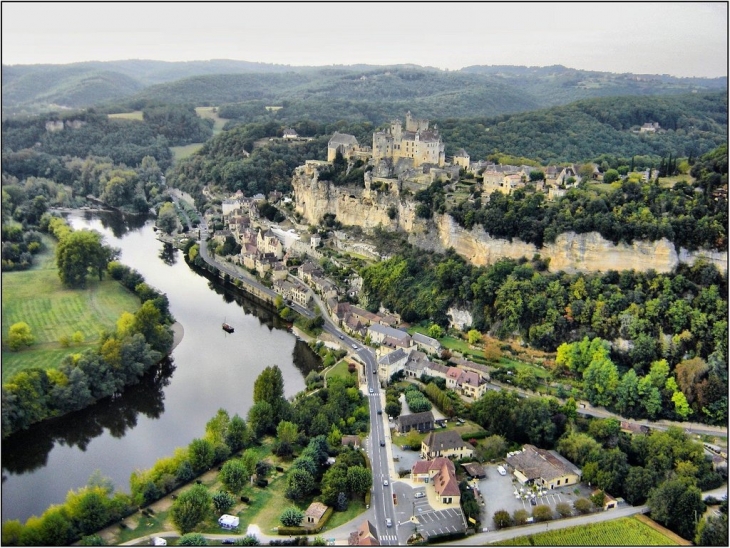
[436,92,728,163]
[460,64,728,106]
[3,60,726,120]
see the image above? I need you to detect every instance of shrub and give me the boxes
[280,507,305,527]
[513,509,529,525]
[556,502,573,517]
[532,504,553,522]
[574,497,594,514]
[493,509,513,529]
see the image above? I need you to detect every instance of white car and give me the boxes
[385,518,393,527]
[383,479,389,486]
[352,343,358,350]
[414,491,425,499]
[497,465,507,476]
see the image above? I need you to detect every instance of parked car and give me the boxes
[414,491,425,499]
[497,465,507,476]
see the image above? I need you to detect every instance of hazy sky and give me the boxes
[2,2,727,78]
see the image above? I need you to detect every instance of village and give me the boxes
[174,114,728,546]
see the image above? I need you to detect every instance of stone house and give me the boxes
[367,324,411,346]
[410,457,461,506]
[328,132,360,162]
[412,332,441,355]
[257,229,284,260]
[452,149,470,169]
[378,347,409,380]
[348,520,379,546]
[304,502,328,526]
[283,128,299,140]
[506,444,581,489]
[421,430,474,460]
[396,411,434,434]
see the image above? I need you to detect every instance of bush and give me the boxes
[280,507,304,527]
[493,509,513,529]
[513,509,529,525]
[532,504,553,522]
[555,502,573,517]
[574,498,594,514]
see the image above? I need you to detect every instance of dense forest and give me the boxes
[361,226,727,424]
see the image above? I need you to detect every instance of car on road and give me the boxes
[222,540,235,545]
[369,387,374,394]
[339,335,344,340]
[352,343,358,349]
[383,479,389,486]
[380,440,386,447]
[385,518,392,527]
[414,491,425,498]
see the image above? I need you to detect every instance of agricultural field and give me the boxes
[108,110,144,121]
[490,516,682,546]
[1,236,141,381]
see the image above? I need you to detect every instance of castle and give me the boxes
[326,112,445,170]
[372,111,445,168]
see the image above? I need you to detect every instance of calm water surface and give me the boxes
[2,211,317,522]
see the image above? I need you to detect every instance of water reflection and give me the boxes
[158,242,177,266]
[82,209,149,238]
[2,359,175,476]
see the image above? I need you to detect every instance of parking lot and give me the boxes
[471,464,595,529]
[415,507,467,540]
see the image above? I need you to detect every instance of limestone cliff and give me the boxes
[292,172,727,274]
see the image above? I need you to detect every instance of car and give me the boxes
[385,518,393,527]
[377,410,382,415]
[222,540,235,545]
[383,479,389,486]
[414,491,425,499]
[339,334,344,340]
[352,343,358,349]
[497,465,507,476]
[380,440,386,447]
[530,497,537,506]
[369,387,374,394]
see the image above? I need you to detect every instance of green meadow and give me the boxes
[1,235,141,382]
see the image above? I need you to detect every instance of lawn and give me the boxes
[489,516,681,546]
[327,359,356,381]
[1,236,141,381]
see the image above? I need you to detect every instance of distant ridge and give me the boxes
[2,60,726,119]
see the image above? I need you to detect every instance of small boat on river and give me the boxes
[222,322,234,333]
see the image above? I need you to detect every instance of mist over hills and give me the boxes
[2,59,726,119]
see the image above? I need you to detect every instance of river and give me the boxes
[1,210,320,523]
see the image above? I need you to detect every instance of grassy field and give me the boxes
[108,111,144,121]
[171,143,205,162]
[489,516,681,546]
[195,106,227,135]
[1,235,141,381]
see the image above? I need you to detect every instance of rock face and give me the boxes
[293,173,728,274]
[292,166,423,233]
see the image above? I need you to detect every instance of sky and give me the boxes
[2,2,727,78]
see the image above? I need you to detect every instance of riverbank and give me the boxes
[170,321,184,352]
